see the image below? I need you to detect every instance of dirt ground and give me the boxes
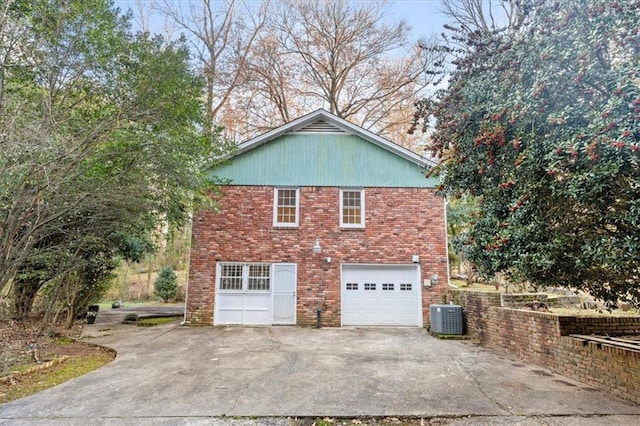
[0,316,111,378]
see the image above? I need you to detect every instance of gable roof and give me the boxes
[229,109,434,169]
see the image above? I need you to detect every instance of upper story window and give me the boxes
[340,189,365,228]
[273,188,299,227]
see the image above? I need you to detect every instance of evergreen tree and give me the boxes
[154,267,178,303]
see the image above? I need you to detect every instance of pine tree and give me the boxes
[154,267,178,303]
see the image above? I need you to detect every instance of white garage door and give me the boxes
[341,264,422,327]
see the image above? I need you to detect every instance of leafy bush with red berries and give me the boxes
[415,0,640,306]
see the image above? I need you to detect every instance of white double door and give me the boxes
[214,263,296,325]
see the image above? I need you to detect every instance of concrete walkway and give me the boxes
[1,306,639,425]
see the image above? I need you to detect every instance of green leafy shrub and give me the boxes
[154,267,178,303]
[413,0,640,307]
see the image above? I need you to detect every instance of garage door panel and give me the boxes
[341,264,421,327]
[242,311,271,325]
[243,293,271,325]
[216,293,271,325]
[344,310,417,327]
[215,293,245,325]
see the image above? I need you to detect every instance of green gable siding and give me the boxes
[213,134,438,187]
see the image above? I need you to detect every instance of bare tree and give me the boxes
[439,0,524,39]
[243,34,297,127]
[222,31,314,140]
[156,0,441,146]
[160,0,269,135]
[256,0,435,145]
[130,0,154,34]
[213,0,439,146]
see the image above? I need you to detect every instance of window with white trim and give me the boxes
[274,188,299,227]
[340,189,364,228]
[218,263,271,292]
[220,264,243,290]
[248,264,271,291]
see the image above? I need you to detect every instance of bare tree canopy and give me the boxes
[159,0,268,135]
[158,0,441,147]
[439,0,523,35]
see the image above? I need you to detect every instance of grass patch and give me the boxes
[0,350,114,404]
[449,279,468,287]
[451,282,501,292]
[137,316,180,326]
[56,336,75,345]
[116,301,172,308]
[3,363,36,375]
[429,332,471,340]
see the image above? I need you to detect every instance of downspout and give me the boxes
[181,215,193,325]
[317,260,325,328]
[443,195,455,289]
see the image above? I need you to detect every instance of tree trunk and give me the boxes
[12,278,42,319]
[39,285,62,334]
[65,305,76,329]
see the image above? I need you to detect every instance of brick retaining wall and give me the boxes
[446,289,501,340]
[558,316,640,336]
[447,289,640,404]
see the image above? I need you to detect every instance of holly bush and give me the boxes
[415,0,640,306]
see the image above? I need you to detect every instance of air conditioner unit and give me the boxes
[430,304,463,334]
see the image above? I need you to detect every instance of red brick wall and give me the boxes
[558,316,640,336]
[484,308,561,365]
[446,289,502,340]
[448,289,640,404]
[554,336,640,403]
[186,185,449,326]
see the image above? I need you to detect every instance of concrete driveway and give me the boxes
[1,310,640,425]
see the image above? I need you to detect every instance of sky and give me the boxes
[114,0,452,42]
[387,0,451,40]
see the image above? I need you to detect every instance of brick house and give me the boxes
[185,109,449,327]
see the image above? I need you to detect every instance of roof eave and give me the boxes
[225,109,433,169]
